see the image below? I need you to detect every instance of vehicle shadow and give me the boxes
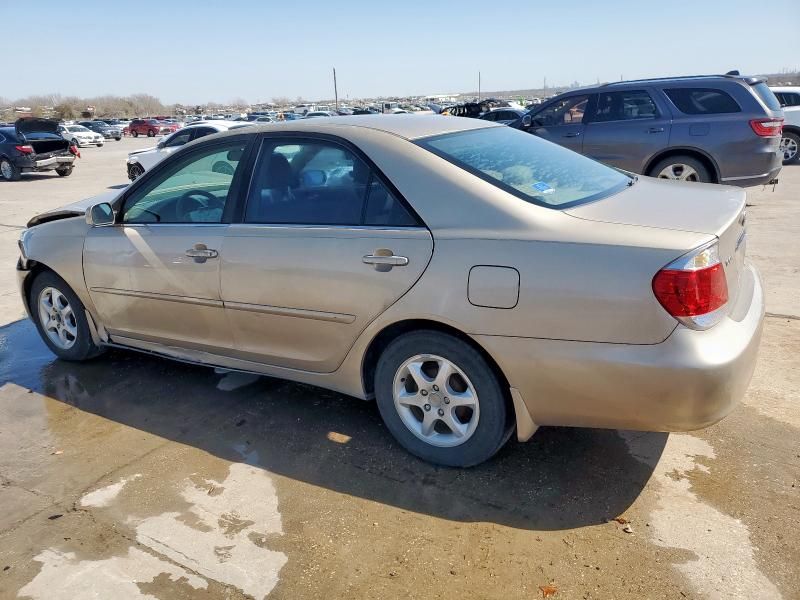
[107,184,129,189]
[0,319,666,531]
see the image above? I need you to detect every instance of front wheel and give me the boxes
[374,331,512,467]
[115,137,121,141]
[29,271,103,361]
[648,155,711,183]
[132,130,139,138]
[147,129,155,137]
[71,138,81,147]
[780,131,799,165]
[56,166,73,177]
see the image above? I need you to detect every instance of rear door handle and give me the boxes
[363,251,409,271]
[563,132,581,138]
[648,127,665,133]
[185,244,218,263]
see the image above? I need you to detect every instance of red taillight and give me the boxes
[69,145,80,158]
[749,118,783,137]
[652,242,728,330]
[15,145,34,154]
[653,264,728,317]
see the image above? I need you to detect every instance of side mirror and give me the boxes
[521,114,532,128]
[86,202,114,227]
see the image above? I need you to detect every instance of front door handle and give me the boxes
[563,131,581,138]
[363,250,409,271]
[648,127,665,133]
[185,243,218,263]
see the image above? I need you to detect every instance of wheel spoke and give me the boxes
[434,361,454,391]
[406,361,433,389]
[57,327,68,345]
[448,388,477,408]
[397,389,425,408]
[442,410,467,438]
[63,320,78,337]
[420,411,438,437]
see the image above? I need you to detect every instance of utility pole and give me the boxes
[478,71,481,101]
[333,67,338,110]
[543,76,547,96]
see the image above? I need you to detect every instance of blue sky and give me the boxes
[5,0,799,104]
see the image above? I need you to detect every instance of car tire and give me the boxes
[29,271,104,362]
[132,130,139,138]
[56,167,73,177]
[147,129,155,137]
[115,137,121,141]
[648,155,711,183]
[0,157,21,181]
[374,331,513,467]
[71,138,80,147]
[780,131,800,165]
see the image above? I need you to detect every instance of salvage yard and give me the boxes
[0,139,798,599]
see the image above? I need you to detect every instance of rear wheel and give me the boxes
[649,155,711,183]
[29,271,103,361]
[115,137,121,141]
[1,158,20,181]
[374,331,512,467]
[71,138,80,147]
[780,131,799,165]
[132,130,139,138]
[56,166,73,177]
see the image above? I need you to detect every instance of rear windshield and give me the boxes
[416,126,631,209]
[750,82,782,111]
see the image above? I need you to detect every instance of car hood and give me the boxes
[16,117,60,138]
[564,176,746,236]
[129,146,157,157]
[26,190,122,228]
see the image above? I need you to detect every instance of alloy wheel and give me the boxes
[38,286,78,350]
[392,354,480,447]
[0,160,12,180]
[780,136,798,162]
[658,163,699,181]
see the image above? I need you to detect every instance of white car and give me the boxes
[58,124,104,148]
[126,121,252,180]
[770,86,800,164]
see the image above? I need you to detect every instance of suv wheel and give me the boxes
[649,155,711,183]
[374,331,513,467]
[132,130,139,137]
[1,158,20,181]
[56,166,73,177]
[780,131,799,165]
[147,129,155,137]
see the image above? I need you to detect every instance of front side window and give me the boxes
[775,91,800,107]
[591,90,657,122]
[245,139,417,226]
[664,88,741,114]
[530,95,590,126]
[165,130,193,147]
[123,141,246,224]
[417,126,631,209]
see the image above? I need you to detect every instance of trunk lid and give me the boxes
[15,117,61,138]
[566,176,748,312]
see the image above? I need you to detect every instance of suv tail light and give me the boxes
[652,241,728,330]
[749,118,783,137]
[15,145,34,154]
[69,144,80,158]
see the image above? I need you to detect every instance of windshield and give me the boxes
[69,126,90,132]
[416,126,631,209]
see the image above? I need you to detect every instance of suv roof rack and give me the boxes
[600,73,748,87]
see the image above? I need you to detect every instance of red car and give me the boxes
[126,119,178,138]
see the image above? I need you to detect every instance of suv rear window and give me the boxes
[750,82,782,111]
[417,126,631,209]
[664,88,741,114]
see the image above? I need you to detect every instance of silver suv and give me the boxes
[515,74,784,186]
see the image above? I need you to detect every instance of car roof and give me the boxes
[769,86,800,92]
[242,114,496,141]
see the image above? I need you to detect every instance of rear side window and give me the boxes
[664,88,741,114]
[591,90,658,122]
[750,82,782,111]
[775,91,800,107]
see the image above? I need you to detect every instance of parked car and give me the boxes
[127,119,178,138]
[480,108,526,125]
[79,120,122,141]
[0,118,77,181]
[17,115,763,467]
[304,111,336,118]
[126,121,252,180]
[58,124,104,147]
[513,74,784,186]
[770,86,800,164]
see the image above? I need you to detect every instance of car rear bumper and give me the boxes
[476,263,764,434]
[18,154,75,173]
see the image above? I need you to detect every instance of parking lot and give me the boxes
[0,138,798,599]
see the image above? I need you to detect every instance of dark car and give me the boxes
[0,119,78,181]
[512,73,784,186]
[83,120,123,140]
[479,108,526,125]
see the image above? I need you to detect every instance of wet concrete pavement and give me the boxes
[0,142,797,599]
